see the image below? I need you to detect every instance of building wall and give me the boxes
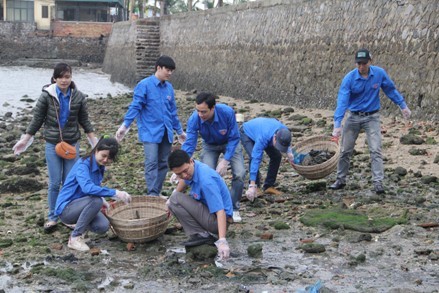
[51,20,113,37]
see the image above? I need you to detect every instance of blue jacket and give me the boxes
[122,75,183,143]
[55,156,116,216]
[242,117,288,181]
[182,104,240,161]
[184,160,233,218]
[334,65,407,128]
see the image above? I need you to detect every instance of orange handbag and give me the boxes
[55,141,76,160]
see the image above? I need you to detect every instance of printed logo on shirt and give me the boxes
[372,83,379,89]
[167,95,172,101]
[191,192,199,200]
[219,129,227,135]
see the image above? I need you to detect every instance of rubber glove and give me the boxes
[87,136,99,148]
[115,124,130,142]
[178,132,187,144]
[114,190,132,204]
[331,127,342,144]
[215,238,230,260]
[13,134,34,156]
[287,147,295,165]
[216,159,229,177]
[245,185,257,202]
[401,107,411,120]
[169,173,179,184]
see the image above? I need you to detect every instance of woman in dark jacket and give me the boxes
[13,63,98,233]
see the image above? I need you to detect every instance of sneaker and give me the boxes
[233,211,242,223]
[264,187,282,195]
[62,222,76,230]
[374,182,385,194]
[329,181,346,190]
[68,235,90,252]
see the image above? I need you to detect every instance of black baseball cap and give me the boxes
[355,49,371,63]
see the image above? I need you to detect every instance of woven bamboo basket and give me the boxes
[291,135,340,180]
[106,196,171,243]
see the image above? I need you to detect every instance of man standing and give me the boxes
[329,49,411,194]
[168,150,231,260]
[116,55,186,196]
[240,117,292,200]
[181,92,246,222]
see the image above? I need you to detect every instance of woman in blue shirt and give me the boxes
[55,137,131,252]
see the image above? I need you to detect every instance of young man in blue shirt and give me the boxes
[240,117,292,200]
[181,92,245,222]
[115,56,186,196]
[168,150,232,260]
[330,49,411,194]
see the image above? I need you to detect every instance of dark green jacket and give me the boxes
[26,82,94,145]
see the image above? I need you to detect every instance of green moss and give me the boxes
[273,221,290,230]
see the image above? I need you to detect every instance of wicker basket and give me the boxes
[106,196,171,243]
[291,135,340,180]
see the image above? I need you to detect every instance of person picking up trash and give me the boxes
[54,137,131,252]
[167,150,232,260]
[240,117,292,200]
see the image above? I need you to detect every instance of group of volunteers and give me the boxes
[12,49,411,258]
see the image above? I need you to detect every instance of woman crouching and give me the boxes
[54,137,131,251]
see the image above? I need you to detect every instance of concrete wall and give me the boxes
[51,21,113,38]
[159,0,438,119]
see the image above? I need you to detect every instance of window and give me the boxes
[6,0,34,22]
[42,5,48,18]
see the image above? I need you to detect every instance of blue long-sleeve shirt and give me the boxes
[122,75,183,143]
[242,117,288,182]
[334,65,407,128]
[55,156,116,216]
[183,160,233,217]
[182,104,240,161]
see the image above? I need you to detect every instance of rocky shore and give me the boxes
[0,90,438,292]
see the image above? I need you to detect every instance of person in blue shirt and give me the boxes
[181,92,245,223]
[168,150,232,260]
[329,49,411,194]
[55,137,131,252]
[240,117,292,200]
[115,56,186,196]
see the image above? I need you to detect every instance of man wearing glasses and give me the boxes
[329,49,411,194]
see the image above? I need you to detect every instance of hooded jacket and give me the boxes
[26,82,94,145]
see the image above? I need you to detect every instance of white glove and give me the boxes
[114,190,132,204]
[102,197,111,209]
[287,147,294,165]
[215,238,230,260]
[401,107,411,120]
[87,136,99,148]
[115,124,130,142]
[245,185,257,202]
[332,127,342,137]
[12,134,34,156]
[169,173,179,184]
[215,159,229,177]
[178,132,187,144]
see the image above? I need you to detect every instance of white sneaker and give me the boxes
[233,211,242,223]
[68,235,90,252]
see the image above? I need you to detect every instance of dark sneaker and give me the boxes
[374,182,385,194]
[329,181,346,190]
[180,234,217,247]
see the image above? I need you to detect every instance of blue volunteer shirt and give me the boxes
[56,86,71,129]
[54,156,116,216]
[122,75,183,143]
[182,104,240,161]
[242,117,288,181]
[334,65,407,128]
[183,160,233,218]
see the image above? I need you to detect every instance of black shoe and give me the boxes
[329,181,346,190]
[374,182,385,194]
[180,234,217,247]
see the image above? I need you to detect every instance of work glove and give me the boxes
[102,197,111,210]
[401,107,411,120]
[245,185,257,202]
[114,190,132,204]
[87,136,99,148]
[331,127,342,144]
[169,173,179,184]
[177,132,187,144]
[115,124,130,142]
[12,134,34,156]
[216,159,230,177]
[286,147,294,165]
[215,238,230,260]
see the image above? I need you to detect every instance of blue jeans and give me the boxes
[59,196,109,237]
[45,142,79,222]
[240,128,282,190]
[143,134,172,196]
[336,112,383,184]
[200,142,246,211]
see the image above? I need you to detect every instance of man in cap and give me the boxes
[329,49,411,194]
[240,117,292,200]
[115,55,186,196]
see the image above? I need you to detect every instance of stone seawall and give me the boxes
[159,0,438,119]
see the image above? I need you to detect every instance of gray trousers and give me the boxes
[336,112,384,184]
[168,191,219,237]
